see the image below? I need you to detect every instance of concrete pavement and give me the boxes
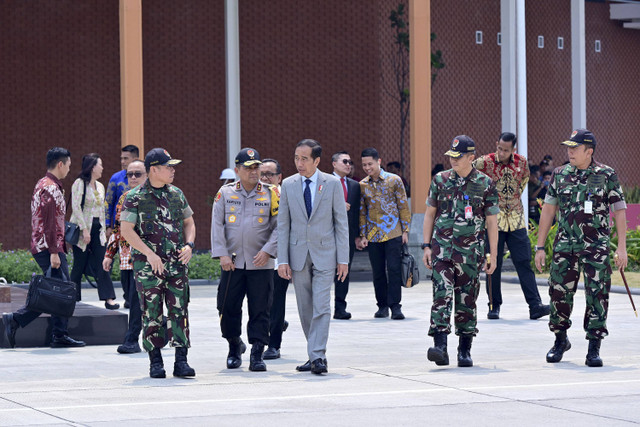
[1,276,640,426]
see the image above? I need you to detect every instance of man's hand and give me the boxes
[278,264,292,280]
[402,231,409,245]
[615,249,628,270]
[358,237,369,249]
[253,251,270,268]
[484,255,497,275]
[82,229,91,244]
[147,252,164,275]
[336,264,348,282]
[106,227,113,239]
[50,253,61,269]
[220,255,235,272]
[345,202,351,212]
[422,248,432,270]
[102,257,112,271]
[534,249,546,273]
[178,245,193,265]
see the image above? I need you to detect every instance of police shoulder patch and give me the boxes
[269,185,280,216]
[214,191,222,203]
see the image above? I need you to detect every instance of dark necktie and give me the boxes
[304,178,312,217]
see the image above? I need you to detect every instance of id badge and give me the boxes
[465,205,473,219]
[584,200,593,214]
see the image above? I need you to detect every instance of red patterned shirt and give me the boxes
[474,152,530,232]
[30,172,66,254]
[105,191,132,270]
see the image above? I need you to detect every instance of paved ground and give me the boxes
[1,276,640,426]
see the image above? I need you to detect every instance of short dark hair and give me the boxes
[542,171,552,178]
[583,143,596,155]
[386,161,401,169]
[331,151,349,163]
[261,158,281,174]
[361,147,379,160]
[46,147,71,170]
[122,145,139,157]
[78,153,100,182]
[529,165,540,174]
[296,139,322,159]
[499,132,517,147]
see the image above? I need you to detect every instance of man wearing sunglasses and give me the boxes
[103,160,147,354]
[331,151,361,320]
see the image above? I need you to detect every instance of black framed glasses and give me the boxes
[126,172,145,178]
[342,159,354,165]
[261,172,277,178]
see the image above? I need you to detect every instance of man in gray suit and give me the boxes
[277,139,349,375]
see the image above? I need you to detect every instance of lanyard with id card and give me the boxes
[585,192,593,214]
[464,195,473,219]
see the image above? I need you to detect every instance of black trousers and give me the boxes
[13,250,69,338]
[268,270,290,349]
[334,242,355,312]
[486,228,543,308]
[121,270,141,344]
[217,268,273,346]
[367,236,403,309]
[70,218,116,301]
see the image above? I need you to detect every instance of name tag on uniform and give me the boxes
[584,200,593,214]
[465,205,473,219]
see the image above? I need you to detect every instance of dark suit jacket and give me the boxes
[345,177,361,252]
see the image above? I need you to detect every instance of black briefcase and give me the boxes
[401,244,420,288]
[25,268,77,318]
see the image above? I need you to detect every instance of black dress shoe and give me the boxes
[263,347,281,360]
[333,310,352,320]
[283,320,289,332]
[311,358,328,374]
[124,301,130,309]
[529,304,550,320]
[487,306,500,320]
[296,358,328,372]
[117,341,142,354]
[374,307,389,318]
[51,335,86,348]
[391,306,405,320]
[105,301,120,310]
[3,313,18,349]
[226,337,247,369]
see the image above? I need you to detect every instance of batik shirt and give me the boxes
[427,168,500,265]
[105,169,129,228]
[105,191,133,270]
[544,160,626,253]
[30,172,66,255]
[120,180,193,265]
[474,152,529,232]
[359,170,411,242]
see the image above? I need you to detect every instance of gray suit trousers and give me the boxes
[292,253,333,361]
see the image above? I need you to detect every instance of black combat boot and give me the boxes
[585,338,603,367]
[226,337,247,369]
[457,335,473,367]
[148,348,166,378]
[249,342,267,372]
[173,347,196,377]
[546,331,571,363]
[427,332,449,366]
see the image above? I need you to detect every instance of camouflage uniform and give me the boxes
[544,160,626,339]
[427,168,499,337]
[121,179,194,351]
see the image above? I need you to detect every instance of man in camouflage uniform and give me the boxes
[535,129,628,367]
[211,148,279,372]
[120,148,197,379]
[422,135,499,367]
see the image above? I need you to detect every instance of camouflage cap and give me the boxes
[445,135,476,158]
[235,148,262,167]
[561,128,597,147]
[145,148,182,169]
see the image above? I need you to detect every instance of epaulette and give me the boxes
[268,185,280,216]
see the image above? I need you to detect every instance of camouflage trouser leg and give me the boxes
[548,250,610,339]
[428,259,481,337]
[135,262,191,352]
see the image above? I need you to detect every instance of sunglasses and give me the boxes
[126,172,145,178]
[342,159,354,165]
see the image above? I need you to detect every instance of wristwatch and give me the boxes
[421,243,432,249]
[534,246,545,251]
[186,242,195,249]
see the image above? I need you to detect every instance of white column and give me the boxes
[571,0,587,128]
[501,0,516,133]
[225,0,241,167]
[516,0,529,226]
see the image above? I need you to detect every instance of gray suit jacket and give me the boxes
[277,170,349,271]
